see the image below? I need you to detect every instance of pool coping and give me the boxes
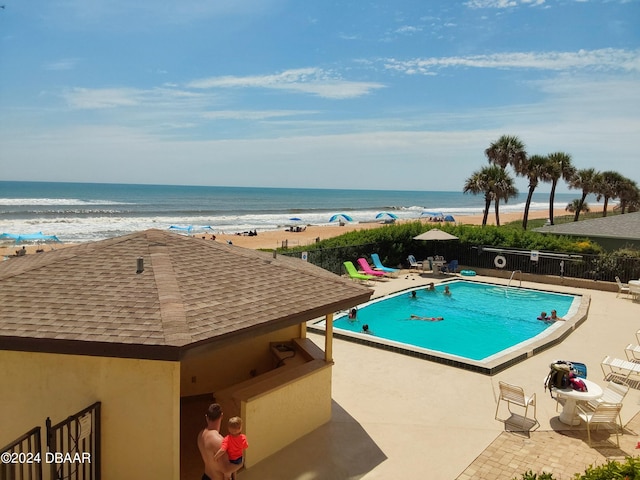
[308,279,591,375]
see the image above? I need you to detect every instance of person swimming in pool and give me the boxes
[550,310,564,321]
[410,315,443,322]
[409,290,417,298]
[443,285,451,296]
[537,311,548,321]
[425,282,435,291]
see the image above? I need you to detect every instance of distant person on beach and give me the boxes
[16,246,26,256]
[410,314,443,322]
[214,416,249,480]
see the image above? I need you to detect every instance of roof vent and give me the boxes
[136,257,144,274]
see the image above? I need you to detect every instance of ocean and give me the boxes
[0,181,588,244]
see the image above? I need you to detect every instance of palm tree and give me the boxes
[568,168,600,222]
[463,166,499,227]
[542,152,575,225]
[595,170,624,217]
[566,199,590,214]
[617,177,640,214]
[485,135,527,172]
[491,167,518,227]
[518,154,549,230]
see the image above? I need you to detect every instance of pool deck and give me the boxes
[237,271,640,480]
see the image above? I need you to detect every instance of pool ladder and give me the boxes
[508,270,522,289]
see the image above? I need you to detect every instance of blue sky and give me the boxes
[0,0,638,192]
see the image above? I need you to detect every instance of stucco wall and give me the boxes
[180,325,301,397]
[241,362,333,467]
[0,350,180,480]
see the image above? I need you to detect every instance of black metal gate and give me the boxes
[0,426,43,480]
[46,402,101,480]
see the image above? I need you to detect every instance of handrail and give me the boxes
[508,270,522,288]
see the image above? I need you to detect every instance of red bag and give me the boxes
[569,377,587,392]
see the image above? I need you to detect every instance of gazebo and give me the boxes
[0,229,372,479]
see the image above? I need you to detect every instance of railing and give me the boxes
[280,242,640,283]
[508,270,522,288]
[46,402,101,480]
[0,426,43,480]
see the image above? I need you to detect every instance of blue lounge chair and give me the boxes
[442,259,459,274]
[371,253,399,274]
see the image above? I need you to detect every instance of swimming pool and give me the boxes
[311,279,587,374]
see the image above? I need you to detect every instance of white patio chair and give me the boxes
[495,381,537,430]
[576,402,623,447]
[581,381,629,412]
[601,355,640,383]
[615,276,630,298]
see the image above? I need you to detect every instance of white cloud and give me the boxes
[201,110,316,120]
[44,58,79,71]
[187,68,385,99]
[62,86,210,110]
[384,48,640,75]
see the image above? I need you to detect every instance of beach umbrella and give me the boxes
[421,211,443,217]
[375,212,398,220]
[329,214,353,223]
[413,229,458,241]
[1,232,61,244]
[289,217,303,222]
[169,225,214,235]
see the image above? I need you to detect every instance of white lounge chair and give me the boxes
[407,255,422,270]
[601,355,640,382]
[616,276,630,298]
[495,381,537,430]
[576,402,623,447]
[624,343,640,362]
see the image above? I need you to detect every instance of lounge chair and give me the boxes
[601,355,640,382]
[616,276,630,298]
[357,258,387,277]
[371,253,399,274]
[625,343,640,362]
[343,261,374,282]
[407,255,422,270]
[495,381,537,431]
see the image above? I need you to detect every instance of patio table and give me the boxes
[554,378,603,426]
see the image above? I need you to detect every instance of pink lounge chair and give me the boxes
[357,258,387,277]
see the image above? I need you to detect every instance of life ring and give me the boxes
[494,255,507,269]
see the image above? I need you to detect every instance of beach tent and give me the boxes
[0,232,61,244]
[375,212,398,220]
[168,225,214,235]
[443,215,456,222]
[329,214,353,223]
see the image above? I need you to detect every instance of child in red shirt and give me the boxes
[214,416,249,479]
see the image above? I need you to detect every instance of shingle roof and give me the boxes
[533,212,640,240]
[0,229,372,360]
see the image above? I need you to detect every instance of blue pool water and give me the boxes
[331,280,578,361]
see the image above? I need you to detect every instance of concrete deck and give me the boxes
[236,271,640,480]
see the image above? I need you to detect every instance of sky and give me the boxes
[0,0,638,192]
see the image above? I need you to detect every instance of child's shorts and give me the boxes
[230,456,243,465]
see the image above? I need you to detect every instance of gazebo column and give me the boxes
[324,313,333,363]
[299,321,307,339]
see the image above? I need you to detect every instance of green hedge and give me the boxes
[514,456,640,479]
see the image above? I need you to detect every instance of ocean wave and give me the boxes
[0,198,130,206]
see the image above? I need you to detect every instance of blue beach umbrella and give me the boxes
[375,212,398,220]
[169,225,214,235]
[289,217,303,222]
[329,214,353,223]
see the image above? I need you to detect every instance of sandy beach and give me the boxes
[1,207,609,256]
